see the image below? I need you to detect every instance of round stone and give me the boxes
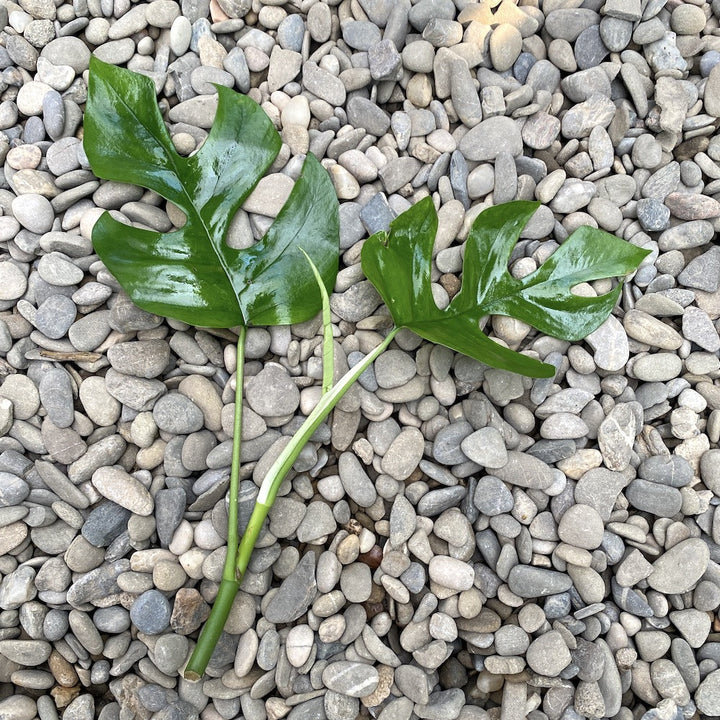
[557,504,605,549]
[246,364,300,417]
[129,589,171,634]
[671,4,706,34]
[526,630,572,676]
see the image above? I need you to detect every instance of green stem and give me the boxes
[184,325,245,681]
[184,501,268,681]
[185,327,399,680]
[184,576,238,681]
[225,325,246,580]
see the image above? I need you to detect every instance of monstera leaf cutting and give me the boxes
[362,197,650,378]
[84,56,339,328]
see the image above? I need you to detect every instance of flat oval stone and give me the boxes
[322,661,379,698]
[625,479,682,517]
[286,624,314,668]
[458,116,523,161]
[492,451,555,489]
[264,552,316,624]
[35,294,76,340]
[107,339,171,378]
[647,538,709,594]
[91,466,154,516]
[428,556,474,591]
[38,368,74,428]
[338,452,377,507]
[507,566,572,597]
[152,392,204,433]
[12,193,54,233]
[0,640,51,665]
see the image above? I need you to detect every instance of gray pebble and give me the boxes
[507,565,572,597]
[264,551,316,624]
[130,589,171,634]
[153,392,204,434]
[38,368,74,428]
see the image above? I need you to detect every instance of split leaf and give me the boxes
[361,198,650,378]
[84,56,339,328]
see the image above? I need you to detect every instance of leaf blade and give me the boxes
[231,153,339,326]
[362,199,648,378]
[360,196,440,328]
[84,59,339,329]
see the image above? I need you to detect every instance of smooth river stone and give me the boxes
[647,538,709,594]
[91,466,154,516]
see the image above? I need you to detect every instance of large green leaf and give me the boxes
[361,198,650,378]
[84,57,339,328]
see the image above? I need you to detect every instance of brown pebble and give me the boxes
[674,136,709,161]
[440,273,461,298]
[170,587,211,635]
[48,650,78,688]
[361,665,394,707]
[51,684,80,709]
[358,545,383,569]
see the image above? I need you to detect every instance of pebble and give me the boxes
[0,262,28,300]
[647,538,709,594]
[697,670,720,715]
[428,556,475,592]
[558,504,604,549]
[322,661,379,698]
[264,552,316,624]
[458,117,523,161]
[91,466,154,516]
[130,589,171,634]
[526,630,572,676]
[246,364,300,417]
[507,566,573,597]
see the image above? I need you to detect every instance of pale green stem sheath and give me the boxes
[299,249,334,395]
[184,325,246,681]
[253,326,400,511]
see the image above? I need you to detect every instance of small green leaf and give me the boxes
[361,197,650,378]
[84,57,339,328]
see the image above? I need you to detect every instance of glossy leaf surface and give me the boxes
[362,198,650,378]
[84,57,339,328]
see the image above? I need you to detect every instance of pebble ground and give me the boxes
[0,0,719,718]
